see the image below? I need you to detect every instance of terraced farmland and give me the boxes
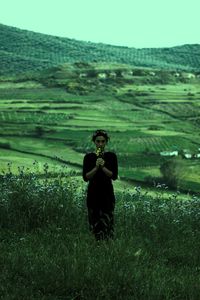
[1,70,200,193]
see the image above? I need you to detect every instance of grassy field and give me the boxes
[0,169,199,299]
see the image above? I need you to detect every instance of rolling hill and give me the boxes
[1,23,200,75]
[1,23,200,194]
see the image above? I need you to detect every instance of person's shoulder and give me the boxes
[105,151,117,157]
[84,152,95,158]
[87,152,95,155]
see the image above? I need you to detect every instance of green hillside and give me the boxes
[1,23,200,194]
[1,23,200,75]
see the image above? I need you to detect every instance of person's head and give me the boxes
[92,129,110,150]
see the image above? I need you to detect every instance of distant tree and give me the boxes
[87,68,97,78]
[160,157,186,189]
[115,69,123,77]
[143,147,151,155]
[35,126,44,137]
[132,69,147,76]
[0,142,11,149]
[156,71,173,84]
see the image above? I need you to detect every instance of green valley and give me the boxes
[1,61,200,194]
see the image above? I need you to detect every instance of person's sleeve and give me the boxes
[82,154,89,182]
[111,153,118,181]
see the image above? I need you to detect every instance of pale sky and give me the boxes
[0,0,200,48]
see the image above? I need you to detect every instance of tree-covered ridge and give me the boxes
[1,23,200,75]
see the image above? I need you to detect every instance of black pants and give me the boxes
[88,207,114,240]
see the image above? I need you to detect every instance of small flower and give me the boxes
[19,237,26,241]
[96,147,103,157]
[134,186,141,193]
[134,249,142,257]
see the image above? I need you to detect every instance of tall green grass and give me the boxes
[0,166,200,299]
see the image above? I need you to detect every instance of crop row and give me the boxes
[0,111,69,124]
[147,102,200,118]
[111,135,197,154]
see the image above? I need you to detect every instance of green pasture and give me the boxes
[0,136,83,167]
[0,81,43,89]
[0,74,200,193]
[0,168,199,299]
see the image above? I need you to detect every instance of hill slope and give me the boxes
[1,23,200,75]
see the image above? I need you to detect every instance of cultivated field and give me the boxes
[0,68,200,194]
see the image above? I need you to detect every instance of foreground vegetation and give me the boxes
[0,167,200,299]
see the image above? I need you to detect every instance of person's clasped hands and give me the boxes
[96,158,105,168]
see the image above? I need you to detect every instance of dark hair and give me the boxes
[92,129,110,142]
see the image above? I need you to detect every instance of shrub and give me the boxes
[0,142,11,149]
[34,125,44,137]
[160,157,186,189]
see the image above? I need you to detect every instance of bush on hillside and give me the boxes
[0,142,11,149]
[34,126,45,137]
[160,157,186,189]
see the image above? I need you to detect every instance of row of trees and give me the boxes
[1,23,200,75]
